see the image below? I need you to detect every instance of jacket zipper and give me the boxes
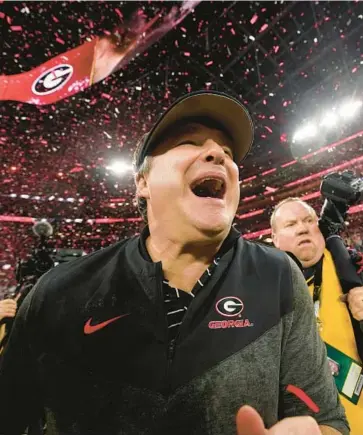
[164,294,197,391]
[167,338,176,368]
[156,263,178,391]
[165,337,177,393]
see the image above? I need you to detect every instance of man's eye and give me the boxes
[178,140,197,146]
[223,148,233,158]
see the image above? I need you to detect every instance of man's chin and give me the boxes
[298,254,318,268]
[188,213,232,238]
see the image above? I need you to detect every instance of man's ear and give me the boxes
[135,172,150,200]
[271,232,279,248]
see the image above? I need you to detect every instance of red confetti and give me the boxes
[101,93,113,100]
[250,14,258,25]
[70,167,84,174]
[56,37,65,44]
[115,8,123,19]
[10,26,22,31]
[1,0,363,291]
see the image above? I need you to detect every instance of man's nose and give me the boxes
[203,140,225,165]
[296,222,309,234]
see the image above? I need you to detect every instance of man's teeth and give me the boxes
[214,180,223,191]
[200,178,224,191]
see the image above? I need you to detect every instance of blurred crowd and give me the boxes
[1,216,362,295]
[0,220,142,292]
[344,232,363,253]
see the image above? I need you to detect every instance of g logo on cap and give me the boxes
[215,296,244,317]
[32,64,73,96]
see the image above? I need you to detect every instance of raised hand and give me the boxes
[236,406,321,435]
[0,299,18,322]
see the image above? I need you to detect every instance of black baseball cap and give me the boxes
[134,90,254,170]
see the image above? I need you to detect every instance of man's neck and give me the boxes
[145,229,227,292]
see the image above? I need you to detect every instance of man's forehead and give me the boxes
[276,201,314,220]
[152,119,234,155]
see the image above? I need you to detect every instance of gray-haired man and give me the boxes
[0,91,348,435]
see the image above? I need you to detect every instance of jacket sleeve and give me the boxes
[0,282,43,435]
[279,256,350,435]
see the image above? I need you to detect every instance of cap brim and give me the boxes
[141,91,254,166]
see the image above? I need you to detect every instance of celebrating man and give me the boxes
[0,92,348,434]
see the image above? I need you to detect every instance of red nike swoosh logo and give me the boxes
[84,313,130,335]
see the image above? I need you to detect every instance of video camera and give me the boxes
[1,220,86,347]
[15,221,54,286]
[12,221,86,298]
[319,170,363,238]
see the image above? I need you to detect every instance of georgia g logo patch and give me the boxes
[32,64,73,95]
[215,296,244,317]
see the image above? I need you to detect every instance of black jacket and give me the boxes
[0,229,349,435]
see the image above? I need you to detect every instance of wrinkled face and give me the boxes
[272,201,326,268]
[136,122,240,239]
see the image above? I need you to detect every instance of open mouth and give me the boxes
[190,177,226,199]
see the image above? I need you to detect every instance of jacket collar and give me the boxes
[84,225,241,313]
[138,225,241,262]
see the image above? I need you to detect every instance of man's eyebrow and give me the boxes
[284,219,296,225]
[173,124,202,136]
